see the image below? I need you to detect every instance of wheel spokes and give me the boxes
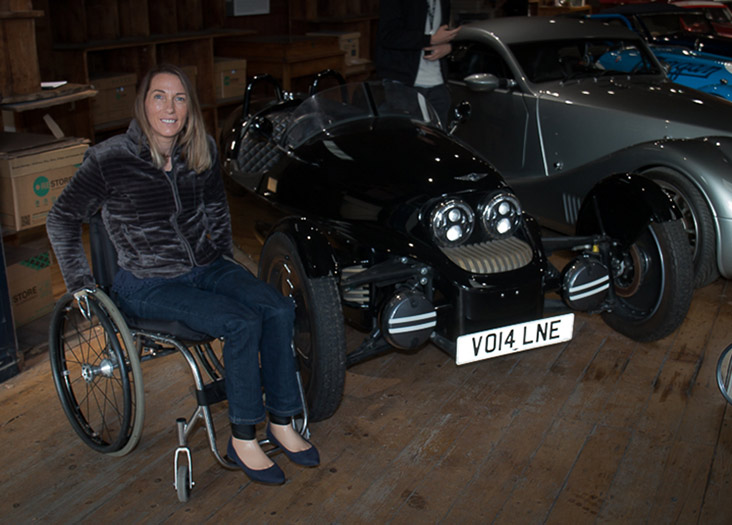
[657,183,698,257]
[60,303,133,446]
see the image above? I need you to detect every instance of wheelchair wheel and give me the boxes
[717,344,732,405]
[49,290,145,456]
[176,465,191,503]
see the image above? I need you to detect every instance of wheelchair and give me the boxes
[48,213,310,502]
[717,343,732,405]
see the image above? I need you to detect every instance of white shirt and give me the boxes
[414,0,443,87]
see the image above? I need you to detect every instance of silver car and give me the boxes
[448,16,732,287]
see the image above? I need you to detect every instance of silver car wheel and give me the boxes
[653,179,700,259]
[645,169,718,288]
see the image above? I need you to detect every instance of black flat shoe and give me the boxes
[227,437,285,485]
[266,425,320,467]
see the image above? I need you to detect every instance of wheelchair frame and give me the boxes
[48,213,310,502]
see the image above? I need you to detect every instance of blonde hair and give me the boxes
[134,63,212,173]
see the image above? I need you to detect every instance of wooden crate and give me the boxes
[215,35,345,91]
[214,57,247,100]
[307,31,360,65]
[90,72,137,124]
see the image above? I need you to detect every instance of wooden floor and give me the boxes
[2,191,732,523]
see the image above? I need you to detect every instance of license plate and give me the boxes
[456,313,575,365]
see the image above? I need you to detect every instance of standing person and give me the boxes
[46,63,319,486]
[375,0,460,127]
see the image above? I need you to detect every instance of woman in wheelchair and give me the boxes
[46,63,319,485]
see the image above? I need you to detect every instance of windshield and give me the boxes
[510,38,662,83]
[639,12,714,36]
[703,6,732,23]
[284,81,441,147]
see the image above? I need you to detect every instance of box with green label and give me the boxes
[90,73,137,125]
[214,57,247,100]
[5,236,54,327]
[0,133,88,232]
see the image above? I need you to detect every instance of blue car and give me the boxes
[593,12,732,100]
[599,3,732,57]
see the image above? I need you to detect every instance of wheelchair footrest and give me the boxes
[195,378,227,407]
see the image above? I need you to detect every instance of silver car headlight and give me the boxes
[431,198,475,246]
[480,192,522,239]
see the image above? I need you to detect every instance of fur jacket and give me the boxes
[46,120,233,292]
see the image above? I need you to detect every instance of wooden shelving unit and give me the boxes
[289,0,379,78]
[30,0,384,141]
[43,0,253,141]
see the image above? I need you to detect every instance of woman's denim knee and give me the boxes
[111,258,303,423]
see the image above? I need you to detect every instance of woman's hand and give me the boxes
[430,24,460,46]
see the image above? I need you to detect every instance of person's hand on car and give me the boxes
[430,24,460,45]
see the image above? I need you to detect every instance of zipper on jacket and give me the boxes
[165,164,198,266]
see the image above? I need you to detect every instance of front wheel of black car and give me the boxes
[259,232,347,421]
[645,169,718,288]
[602,220,693,342]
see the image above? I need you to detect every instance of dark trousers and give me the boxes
[415,83,452,129]
[113,257,302,425]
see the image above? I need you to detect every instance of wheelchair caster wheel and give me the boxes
[717,344,732,405]
[176,465,191,502]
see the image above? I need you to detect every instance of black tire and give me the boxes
[176,465,191,503]
[602,220,693,342]
[49,291,145,455]
[645,169,718,287]
[259,232,347,421]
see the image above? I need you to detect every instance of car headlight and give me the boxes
[431,198,475,246]
[480,192,522,239]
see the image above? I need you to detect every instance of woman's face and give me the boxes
[144,72,188,151]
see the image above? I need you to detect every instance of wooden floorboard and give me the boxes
[2,191,732,523]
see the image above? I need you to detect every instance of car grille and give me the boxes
[563,193,582,224]
[440,237,534,274]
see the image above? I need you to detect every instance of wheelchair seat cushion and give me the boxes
[124,313,213,343]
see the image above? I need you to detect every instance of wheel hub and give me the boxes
[613,245,649,298]
[81,358,115,383]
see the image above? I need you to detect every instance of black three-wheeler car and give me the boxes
[220,71,692,421]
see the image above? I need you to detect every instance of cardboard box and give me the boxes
[91,73,137,125]
[0,235,20,382]
[0,133,89,232]
[214,57,247,100]
[307,31,361,65]
[5,237,54,327]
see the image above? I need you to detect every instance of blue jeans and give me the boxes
[112,257,301,425]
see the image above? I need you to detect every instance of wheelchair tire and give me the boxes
[717,344,732,405]
[259,232,347,421]
[176,465,191,502]
[49,290,145,456]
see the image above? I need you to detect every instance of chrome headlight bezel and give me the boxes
[480,192,522,240]
[430,198,475,247]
